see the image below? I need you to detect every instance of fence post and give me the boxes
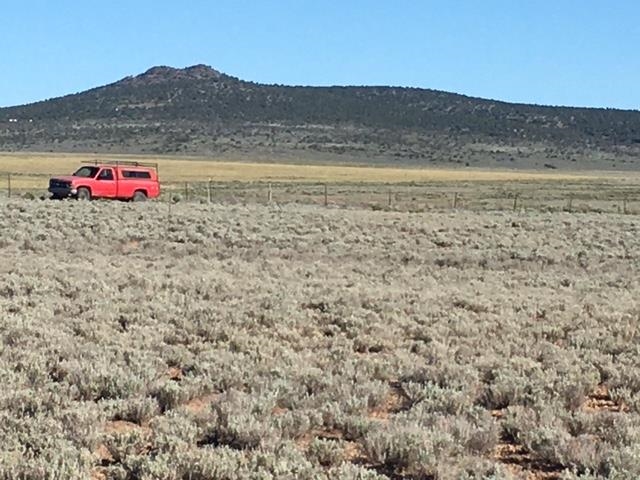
[267,183,272,203]
[184,182,189,201]
[623,195,628,215]
[324,184,328,207]
[207,179,212,203]
[453,192,459,209]
[567,195,573,212]
[7,173,11,198]
[513,193,519,211]
[388,189,392,208]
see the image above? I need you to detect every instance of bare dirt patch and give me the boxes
[182,393,221,415]
[93,443,114,465]
[271,405,288,416]
[343,440,367,463]
[583,384,628,413]
[167,366,183,382]
[368,381,412,422]
[492,442,563,480]
[103,419,151,435]
[90,467,108,480]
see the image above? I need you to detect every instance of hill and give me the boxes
[1,64,639,170]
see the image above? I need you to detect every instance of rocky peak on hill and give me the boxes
[184,64,224,79]
[120,64,225,85]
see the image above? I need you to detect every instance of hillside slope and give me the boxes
[1,65,639,169]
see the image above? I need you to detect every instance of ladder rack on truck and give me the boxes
[81,160,159,176]
[81,160,159,169]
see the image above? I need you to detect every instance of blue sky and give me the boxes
[1,1,638,109]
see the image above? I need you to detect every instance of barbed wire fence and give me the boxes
[1,171,639,215]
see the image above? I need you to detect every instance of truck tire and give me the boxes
[132,190,147,202]
[77,187,91,201]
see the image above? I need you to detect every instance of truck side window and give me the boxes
[98,169,114,181]
[73,166,99,178]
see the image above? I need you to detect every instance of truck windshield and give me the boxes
[73,166,100,178]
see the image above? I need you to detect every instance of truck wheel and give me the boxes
[132,191,147,202]
[77,187,91,201]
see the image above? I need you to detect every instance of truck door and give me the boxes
[95,168,117,198]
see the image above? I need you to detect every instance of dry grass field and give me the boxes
[0,152,598,189]
[3,152,640,214]
[1,197,640,479]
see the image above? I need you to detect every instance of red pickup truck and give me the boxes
[48,161,160,201]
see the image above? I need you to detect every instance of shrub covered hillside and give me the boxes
[0,199,639,479]
[1,65,640,169]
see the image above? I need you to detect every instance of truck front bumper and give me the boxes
[48,187,77,198]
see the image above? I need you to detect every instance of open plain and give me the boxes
[1,195,639,479]
[0,152,595,189]
[2,152,640,215]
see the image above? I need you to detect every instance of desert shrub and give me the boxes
[520,423,571,467]
[594,414,640,447]
[64,359,150,401]
[503,404,614,474]
[103,429,151,465]
[2,389,69,417]
[273,409,314,440]
[478,357,552,409]
[58,404,104,451]
[153,411,202,447]
[196,391,278,450]
[0,450,92,480]
[436,456,516,480]
[403,380,473,415]
[557,434,610,474]
[335,414,374,441]
[201,413,271,451]
[113,396,160,424]
[534,343,600,409]
[307,437,345,467]
[325,463,388,479]
[603,443,640,478]
[450,410,501,455]
[114,446,247,480]
[151,381,190,413]
[363,421,457,477]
